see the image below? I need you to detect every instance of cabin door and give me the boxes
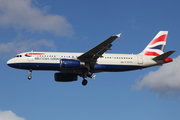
[137,55,143,64]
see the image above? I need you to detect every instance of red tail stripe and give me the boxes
[144,51,160,56]
[150,34,167,45]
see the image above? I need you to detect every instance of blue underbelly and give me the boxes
[93,64,144,72]
[8,63,145,72]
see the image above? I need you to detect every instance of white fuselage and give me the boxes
[7,51,161,73]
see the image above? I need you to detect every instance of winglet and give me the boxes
[116,33,121,38]
[91,75,96,79]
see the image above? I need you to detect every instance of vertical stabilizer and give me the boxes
[140,31,168,56]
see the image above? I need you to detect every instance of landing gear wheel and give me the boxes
[28,75,32,80]
[28,69,32,80]
[82,79,88,86]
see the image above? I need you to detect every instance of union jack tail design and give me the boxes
[140,31,168,56]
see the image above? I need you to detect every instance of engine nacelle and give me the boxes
[60,59,85,68]
[54,73,77,82]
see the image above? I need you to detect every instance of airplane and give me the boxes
[7,31,175,86]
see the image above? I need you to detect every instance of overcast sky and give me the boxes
[0,0,180,120]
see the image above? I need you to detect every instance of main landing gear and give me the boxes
[28,69,32,80]
[81,73,96,86]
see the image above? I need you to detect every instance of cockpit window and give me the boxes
[15,55,22,57]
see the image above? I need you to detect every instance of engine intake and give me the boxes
[60,59,85,68]
[54,73,77,82]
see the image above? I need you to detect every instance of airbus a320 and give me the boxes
[7,31,175,86]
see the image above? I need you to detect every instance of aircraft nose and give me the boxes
[7,59,14,67]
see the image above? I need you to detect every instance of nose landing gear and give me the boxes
[28,69,32,80]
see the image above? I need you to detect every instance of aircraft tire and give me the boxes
[28,75,32,80]
[82,79,88,86]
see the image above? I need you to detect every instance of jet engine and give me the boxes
[54,73,78,82]
[60,59,85,68]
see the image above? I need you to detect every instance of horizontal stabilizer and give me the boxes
[153,50,175,60]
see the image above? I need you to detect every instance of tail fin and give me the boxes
[140,31,168,56]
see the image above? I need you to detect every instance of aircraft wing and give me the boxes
[77,33,121,65]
